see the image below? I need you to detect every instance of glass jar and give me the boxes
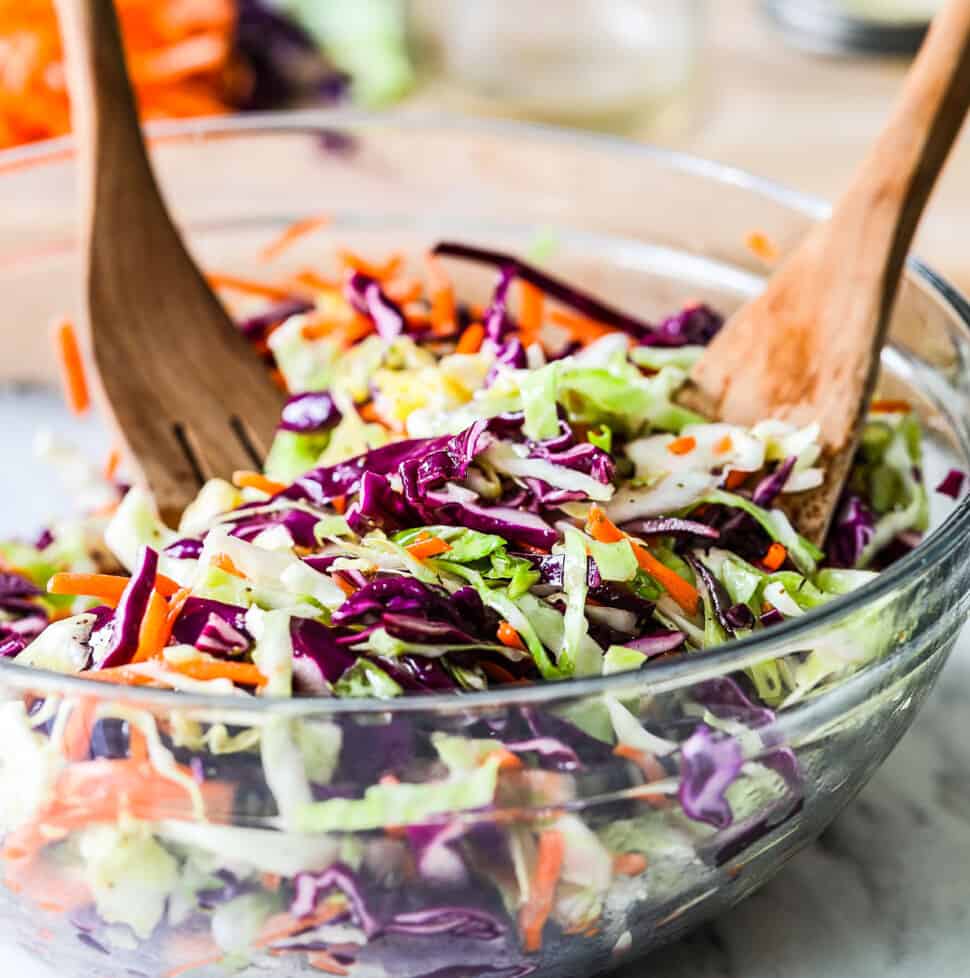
[407,0,708,135]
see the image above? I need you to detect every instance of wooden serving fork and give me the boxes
[54,0,285,525]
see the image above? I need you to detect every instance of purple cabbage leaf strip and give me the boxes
[345,272,405,342]
[196,614,251,657]
[686,554,737,637]
[95,546,158,669]
[433,242,654,338]
[693,677,775,729]
[638,303,724,348]
[237,297,314,340]
[828,494,876,567]
[0,572,41,599]
[483,265,517,344]
[172,598,250,646]
[405,821,469,886]
[751,456,797,508]
[620,517,720,540]
[678,725,744,829]
[624,631,685,657]
[291,864,381,936]
[228,507,320,548]
[290,618,357,693]
[164,538,204,560]
[279,391,342,434]
[935,467,966,499]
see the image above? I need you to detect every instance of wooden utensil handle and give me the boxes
[53,0,162,234]
[841,0,970,318]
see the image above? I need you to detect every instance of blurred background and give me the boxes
[0,0,965,293]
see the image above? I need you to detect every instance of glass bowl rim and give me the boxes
[0,108,968,716]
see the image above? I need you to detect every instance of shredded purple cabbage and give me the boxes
[678,725,744,828]
[96,546,158,669]
[279,391,342,434]
[935,468,966,499]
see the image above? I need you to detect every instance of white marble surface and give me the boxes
[2,386,969,978]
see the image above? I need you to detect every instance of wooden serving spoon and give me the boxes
[684,0,970,545]
[54,0,284,526]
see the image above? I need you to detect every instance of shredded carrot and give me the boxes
[301,318,338,342]
[78,667,157,687]
[206,273,296,302]
[385,278,424,305]
[870,399,912,413]
[548,308,612,346]
[762,542,788,571]
[406,535,452,560]
[168,659,267,687]
[587,506,699,615]
[426,253,456,335]
[270,368,289,392]
[307,951,350,976]
[63,697,98,762]
[255,902,346,948]
[613,852,648,876]
[667,435,697,456]
[102,446,123,482]
[631,543,699,615]
[161,587,191,646]
[519,282,545,337]
[332,495,347,515]
[211,553,246,578]
[131,590,170,663]
[162,952,225,978]
[586,505,625,544]
[261,872,282,892]
[497,620,526,651]
[358,402,383,424]
[293,268,339,292]
[713,435,734,455]
[259,214,331,263]
[480,660,529,686]
[52,318,90,415]
[341,314,376,347]
[48,571,180,606]
[519,830,565,953]
[128,726,149,763]
[338,249,403,282]
[746,230,778,263]
[455,322,486,355]
[232,470,286,496]
[332,573,356,598]
[492,748,524,772]
[724,469,749,491]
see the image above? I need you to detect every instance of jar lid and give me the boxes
[762,0,930,55]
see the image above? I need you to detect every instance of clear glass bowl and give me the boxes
[0,114,969,978]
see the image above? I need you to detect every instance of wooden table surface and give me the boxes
[681,0,970,294]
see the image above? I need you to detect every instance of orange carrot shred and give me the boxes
[519,830,565,953]
[713,435,733,455]
[258,214,331,263]
[206,273,296,302]
[63,697,98,762]
[167,659,267,687]
[160,588,191,649]
[724,469,749,490]
[762,542,788,571]
[307,951,350,975]
[48,572,179,606]
[746,230,778,263]
[358,402,383,424]
[385,278,424,305]
[212,553,246,578]
[332,574,356,597]
[294,268,339,292]
[587,506,699,615]
[520,282,545,335]
[255,902,346,948]
[613,852,648,876]
[102,447,123,482]
[548,309,612,346]
[426,253,456,335]
[338,249,403,282]
[869,399,912,413]
[232,470,286,496]
[667,435,697,456]
[497,621,526,650]
[406,535,452,560]
[52,318,90,415]
[131,590,169,663]
[456,322,486,355]
[332,495,347,515]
